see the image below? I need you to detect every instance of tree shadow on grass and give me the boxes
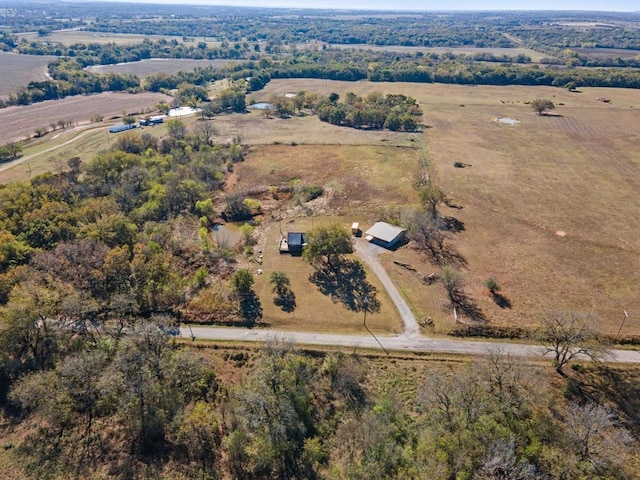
[449,290,487,324]
[309,259,381,314]
[442,216,466,233]
[491,292,512,309]
[274,288,296,313]
[240,292,263,327]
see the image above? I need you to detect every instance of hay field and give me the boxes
[0,52,58,98]
[253,79,640,335]
[0,91,171,145]
[86,58,238,78]
[252,219,403,334]
[328,44,550,62]
[18,30,187,46]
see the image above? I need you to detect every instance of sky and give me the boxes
[95,0,640,12]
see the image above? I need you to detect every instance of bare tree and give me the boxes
[440,265,465,308]
[536,311,609,375]
[565,401,632,467]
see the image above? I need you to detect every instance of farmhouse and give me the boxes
[108,123,137,133]
[365,222,406,249]
[279,232,307,255]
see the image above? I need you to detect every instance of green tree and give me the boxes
[166,118,187,140]
[530,98,555,115]
[231,269,253,294]
[303,223,353,271]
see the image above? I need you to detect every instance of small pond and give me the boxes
[496,117,520,125]
[212,223,242,247]
[250,102,274,110]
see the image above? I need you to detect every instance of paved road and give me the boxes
[353,237,420,335]
[181,326,640,364]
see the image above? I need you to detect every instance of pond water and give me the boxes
[496,117,520,125]
[212,223,242,247]
[250,102,274,110]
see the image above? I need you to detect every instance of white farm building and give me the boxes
[364,222,406,249]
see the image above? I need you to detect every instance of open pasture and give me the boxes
[328,44,550,62]
[571,47,640,58]
[0,91,171,145]
[0,51,57,98]
[250,79,640,335]
[235,143,420,214]
[18,30,189,46]
[214,103,420,147]
[86,58,238,78]
[252,218,403,334]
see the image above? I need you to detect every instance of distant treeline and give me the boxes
[2,53,640,109]
[2,33,640,109]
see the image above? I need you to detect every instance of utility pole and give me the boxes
[617,310,629,338]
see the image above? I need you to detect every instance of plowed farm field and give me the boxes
[0,51,58,99]
[0,91,171,144]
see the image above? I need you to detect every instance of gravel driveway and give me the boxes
[353,237,420,336]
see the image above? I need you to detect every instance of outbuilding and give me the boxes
[364,222,406,249]
[279,232,307,255]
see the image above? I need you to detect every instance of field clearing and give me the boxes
[86,58,239,78]
[251,79,640,335]
[0,52,58,98]
[213,107,420,147]
[252,218,403,334]
[17,30,207,46]
[0,91,171,145]
[235,144,421,214]
[328,44,551,62]
[572,47,640,58]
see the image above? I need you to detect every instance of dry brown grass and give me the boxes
[0,52,57,99]
[17,31,193,46]
[3,76,638,336]
[237,79,640,336]
[86,58,239,79]
[251,218,403,335]
[233,144,421,214]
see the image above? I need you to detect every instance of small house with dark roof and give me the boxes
[364,222,406,249]
[279,232,307,255]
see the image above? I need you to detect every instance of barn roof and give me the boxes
[365,222,406,243]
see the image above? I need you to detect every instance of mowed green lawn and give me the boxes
[252,218,403,334]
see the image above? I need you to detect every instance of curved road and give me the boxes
[0,123,104,176]
[180,326,640,364]
[353,237,420,335]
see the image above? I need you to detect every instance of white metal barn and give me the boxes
[364,222,406,249]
